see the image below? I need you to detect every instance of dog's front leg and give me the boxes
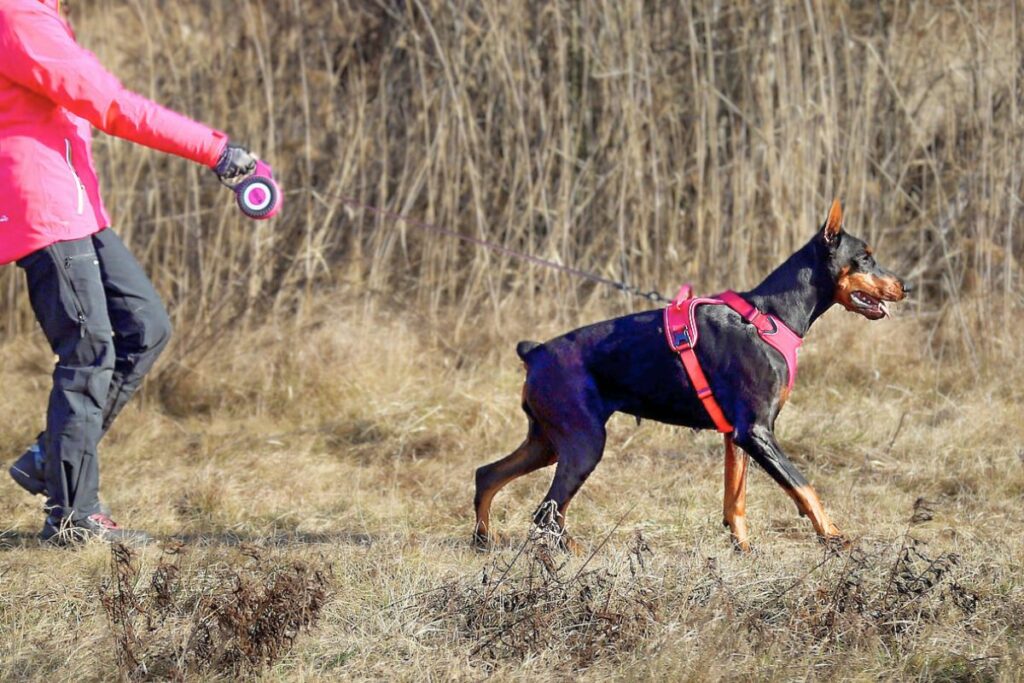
[722,435,751,551]
[733,424,845,545]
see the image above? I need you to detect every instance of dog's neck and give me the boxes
[741,239,834,338]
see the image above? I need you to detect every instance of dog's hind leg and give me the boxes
[722,435,751,551]
[532,413,607,555]
[473,421,555,549]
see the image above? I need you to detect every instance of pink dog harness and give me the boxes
[663,285,803,433]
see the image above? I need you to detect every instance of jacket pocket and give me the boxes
[64,138,85,215]
[52,250,101,337]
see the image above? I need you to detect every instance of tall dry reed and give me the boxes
[1,0,1020,359]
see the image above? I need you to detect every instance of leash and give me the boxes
[149,155,672,303]
[154,177,671,371]
[287,188,672,304]
[146,173,672,304]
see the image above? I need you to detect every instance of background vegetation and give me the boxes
[1,0,1022,680]
[2,0,1020,353]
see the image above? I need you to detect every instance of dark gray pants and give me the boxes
[17,229,171,522]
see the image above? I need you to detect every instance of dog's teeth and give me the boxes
[879,301,890,318]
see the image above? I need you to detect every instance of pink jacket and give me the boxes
[0,0,228,265]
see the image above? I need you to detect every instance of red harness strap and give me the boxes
[663,286,734,432]
[663,285,803,434]
[716,290,803,392]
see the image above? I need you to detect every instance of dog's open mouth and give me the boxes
[850,291,892,319]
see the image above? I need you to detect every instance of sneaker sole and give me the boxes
[40,526,151,547]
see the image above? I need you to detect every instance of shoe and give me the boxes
[40,513,150,546]
[9,441,46,495]
[9,440,112,514]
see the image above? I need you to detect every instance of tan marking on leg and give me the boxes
[785,485,844,539]
[779,386,791,408]
[722,435,751,551]
[474,468,526,548]
[474,486,500,542]
[556,500,585,555]
[474,437,556,548]
[474,383,535,544]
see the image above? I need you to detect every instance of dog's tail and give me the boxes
[516,340,542,361]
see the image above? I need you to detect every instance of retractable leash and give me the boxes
[304,192,672,305]
[223,160,283,220]
[221,170,666,302]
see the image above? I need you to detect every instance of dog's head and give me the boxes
[818,200,909,320]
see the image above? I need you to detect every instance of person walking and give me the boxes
[1,0,259,543]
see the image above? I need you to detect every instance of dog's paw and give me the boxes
[723,516,752,553]
[730,536,753,554]
[819,533,852,554]
[472,530,507,552]
[559,534,584,556]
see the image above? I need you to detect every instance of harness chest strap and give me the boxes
[716,290,803,391]
[663,287,803,434]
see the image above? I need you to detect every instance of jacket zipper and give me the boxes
[64,139,85,215]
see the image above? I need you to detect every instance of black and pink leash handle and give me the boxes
[231,160,282,219]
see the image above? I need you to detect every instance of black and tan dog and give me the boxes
[473,201,908,551]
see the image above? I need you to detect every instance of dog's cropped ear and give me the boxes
[821,199,843,245]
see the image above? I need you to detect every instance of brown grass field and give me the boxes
[2,0,1023,680]
[2,306,1023,680]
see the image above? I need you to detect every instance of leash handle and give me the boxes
[234,161,282,220]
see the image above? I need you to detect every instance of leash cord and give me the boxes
[290,189,671,304]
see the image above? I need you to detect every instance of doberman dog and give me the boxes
[473,200,909,551]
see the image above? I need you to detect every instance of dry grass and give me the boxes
[2,298,1023,680]
[1,0,1023,680]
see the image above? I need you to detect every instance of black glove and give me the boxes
[213,143,257,182]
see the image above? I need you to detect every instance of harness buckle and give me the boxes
[671,329,692,351]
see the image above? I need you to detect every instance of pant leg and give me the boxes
[18,237,115,521]
[91,229,173,432]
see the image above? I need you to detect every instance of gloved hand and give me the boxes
[213,143,257,183]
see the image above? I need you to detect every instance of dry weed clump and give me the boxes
[665,521,995,679]
[420,518,661,671]
[747,536,982,651]
[414,511,990,676]
[99,542,332,680]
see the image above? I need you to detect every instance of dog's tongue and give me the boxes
[879,300,891,318]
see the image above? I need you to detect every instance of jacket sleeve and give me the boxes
[0,2,227,167]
